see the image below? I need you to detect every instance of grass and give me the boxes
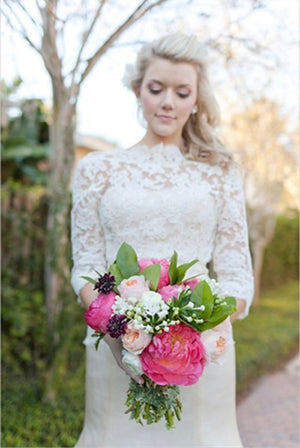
[1,280,299,447]
[234,280,299,398]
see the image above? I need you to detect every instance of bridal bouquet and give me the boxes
[82,243,236,429]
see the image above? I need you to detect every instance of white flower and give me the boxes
[122,350,143,376]
[207,279,226,298]
[140,291,165,316]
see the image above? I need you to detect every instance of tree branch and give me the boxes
[14,0,43,31]
[70,0,107,89]
[39,0,64,83]
[3,2,42,54]
[78,0,168,86]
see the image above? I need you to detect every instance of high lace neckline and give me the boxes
[125,142,184,163]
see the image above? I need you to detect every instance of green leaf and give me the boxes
[222,296,237,308]
[177,259,198,282]
[190,280,214,318]
[94,270,102,278]
[116,242,140,278]
[198,317,228,331]
[108,263,124,286]
[168,251,178,285]
[80,275,96,285]
[208,301,237,324]
[140,264,161,291]
[94,332,105,350]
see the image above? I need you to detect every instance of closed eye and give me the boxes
[177,92,189,98]
[149,88,162,95]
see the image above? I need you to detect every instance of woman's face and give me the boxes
[138,57,198,146]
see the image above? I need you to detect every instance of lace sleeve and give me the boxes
[212,163,254,319]
[70,153,108,300]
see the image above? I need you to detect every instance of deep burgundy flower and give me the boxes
[107,314,128,338]
[94,272,115,294]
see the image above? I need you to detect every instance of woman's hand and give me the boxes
[230,298,246,323]
[104,334,144,385]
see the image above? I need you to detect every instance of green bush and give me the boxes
[261,213,299,290]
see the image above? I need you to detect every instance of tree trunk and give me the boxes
[44,86,76,400]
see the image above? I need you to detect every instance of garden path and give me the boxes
[237,356,299,448]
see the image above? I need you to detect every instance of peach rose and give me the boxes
[118,275,149,300]
[121,322,152,355]
[201,318,234,365]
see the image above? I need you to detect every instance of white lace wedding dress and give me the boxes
[71,143,254,448]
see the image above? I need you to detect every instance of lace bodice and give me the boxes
[71,143,253,318]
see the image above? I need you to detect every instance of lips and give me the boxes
[155,114,176,122]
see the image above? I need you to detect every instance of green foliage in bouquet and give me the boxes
[168,250,198,284]
[110,242,163,291]
[84,242,163,292]
[168,281,237,332]
[125,376,182,430]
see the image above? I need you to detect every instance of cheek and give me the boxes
[140,92,157,115]
[178,100,196,119]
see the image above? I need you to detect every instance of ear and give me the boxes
[133,85,140,99]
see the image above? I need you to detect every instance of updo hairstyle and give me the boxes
[123,33,232,165]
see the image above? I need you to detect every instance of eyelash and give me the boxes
[149,88,189,98]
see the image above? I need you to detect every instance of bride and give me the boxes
[71,32,254,447]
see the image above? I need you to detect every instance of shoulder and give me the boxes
[213,159,243,188]
[76,148,125,169]
[74,148,127,178]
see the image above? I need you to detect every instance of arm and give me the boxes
[212,163,254,321]
[71,153,108,305]
[71,153,143,384]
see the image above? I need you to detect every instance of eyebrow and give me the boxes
[148,79,192,88]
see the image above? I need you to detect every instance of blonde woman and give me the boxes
[71,33,254,447]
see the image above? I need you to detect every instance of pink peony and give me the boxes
[184,278,200,291]
[158,285,182,302]
[140,323,206,386]
[121,322,152,355]
[201,318,234,365]
[138,258,170,289]
[118,275,149,300]
[84,291,116,333]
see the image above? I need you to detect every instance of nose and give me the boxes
[161,88,175,110]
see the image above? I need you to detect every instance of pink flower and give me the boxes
[184,278,200,291]
[121,322,152,355]
[138,258,170,289]
[84,291,116,333]
[140,323,206,386]
[201,318,234,365]
[118,275,149,300]
[158,285,182,302]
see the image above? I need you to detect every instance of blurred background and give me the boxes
[1,1,298,446]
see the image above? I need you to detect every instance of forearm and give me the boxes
[79,282,98,309]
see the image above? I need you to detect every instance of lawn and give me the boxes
[2,280,299,447]
[234,280,299,397]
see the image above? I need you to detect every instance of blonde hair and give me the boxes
[123,33,232,165]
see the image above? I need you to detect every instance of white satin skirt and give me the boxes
[75,338,243,448]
